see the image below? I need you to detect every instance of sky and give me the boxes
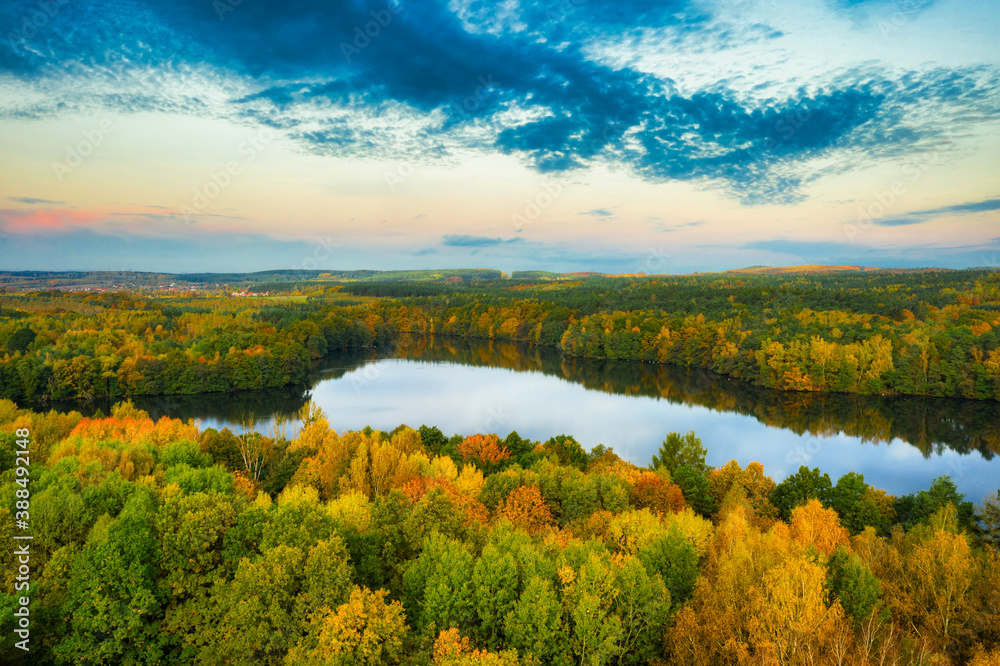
[0,0,998,274]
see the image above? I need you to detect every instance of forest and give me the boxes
[2,269,1000,404]
[1,398,999,665]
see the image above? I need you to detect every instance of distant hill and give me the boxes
[721,265,953,275]
[1,265,970,292]
[0,268,505,291]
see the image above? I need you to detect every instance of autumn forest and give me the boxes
[3,270,1000,404]
[2,269,1000,665]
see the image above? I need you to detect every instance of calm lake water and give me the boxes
[123,336,1000,502]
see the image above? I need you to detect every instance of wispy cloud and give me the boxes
[579,208,614,218]
[873,196,1000,226]
[442,234,524,248]
[653,220,706,233]
[8,197,67,205]
[739,237,1000,269]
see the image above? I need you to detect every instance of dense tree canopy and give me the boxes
[4,269,1000,404]
[1,398,997,664]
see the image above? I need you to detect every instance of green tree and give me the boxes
[614,556,671,665]
[978,490,1000,551]
[672,464,715,517]
[6,327,36,354]
[157,489,238,600]
[566,554,623,666]
[637,527,699,605]
[402,533,476,637]
[261,486,336,552]
[830,472,895,535]
[165,463,234,495]
[504,430,537,466]
[649,431,708,476]
[419,425,454,458]
[472,544,520,649]
[504,577,569,665]
[56,487,165,664]
[825,546,886,629]
[543,434,588,471]
[830,471,868,520]
[295,538,356,625]
[771,465,833,520]
[160,439,213,469]
[895,475,976,532]
[205,544,307,665]
[404,486,470,546]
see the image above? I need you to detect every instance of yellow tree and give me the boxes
[970,647,1000,666]
[809,335,839,388]
[668,505,773,666]
[709,461,778,529]
[458,434,512,471]
[969,549,1000,657]
[297,400,328,428]
[747,556,845,666]
[432,628,521,665]
[789,499,849,556]
[884,506,978,650]
[347,441,371,496]
[287,586,407,665]
[498,485,553,534]
[290,429,365,501]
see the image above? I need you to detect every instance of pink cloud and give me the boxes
[0,208,103,234]
[0,207,255,238]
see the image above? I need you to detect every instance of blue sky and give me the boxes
[0,0,998,273]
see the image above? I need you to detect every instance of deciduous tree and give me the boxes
[286,586,407,666]
[650,430,709,476]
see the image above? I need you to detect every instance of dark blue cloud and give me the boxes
[873,197,1000,226]
[0,0,190,77]
[514,0,703,30]
[442,235,523,248]
[2,0,997,205]
[874,216,924,227]
[929,198,1000,215]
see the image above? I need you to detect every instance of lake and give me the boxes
[122,336,1000,502]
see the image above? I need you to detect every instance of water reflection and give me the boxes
[106,336,998,500]
[388,337,1000,461]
